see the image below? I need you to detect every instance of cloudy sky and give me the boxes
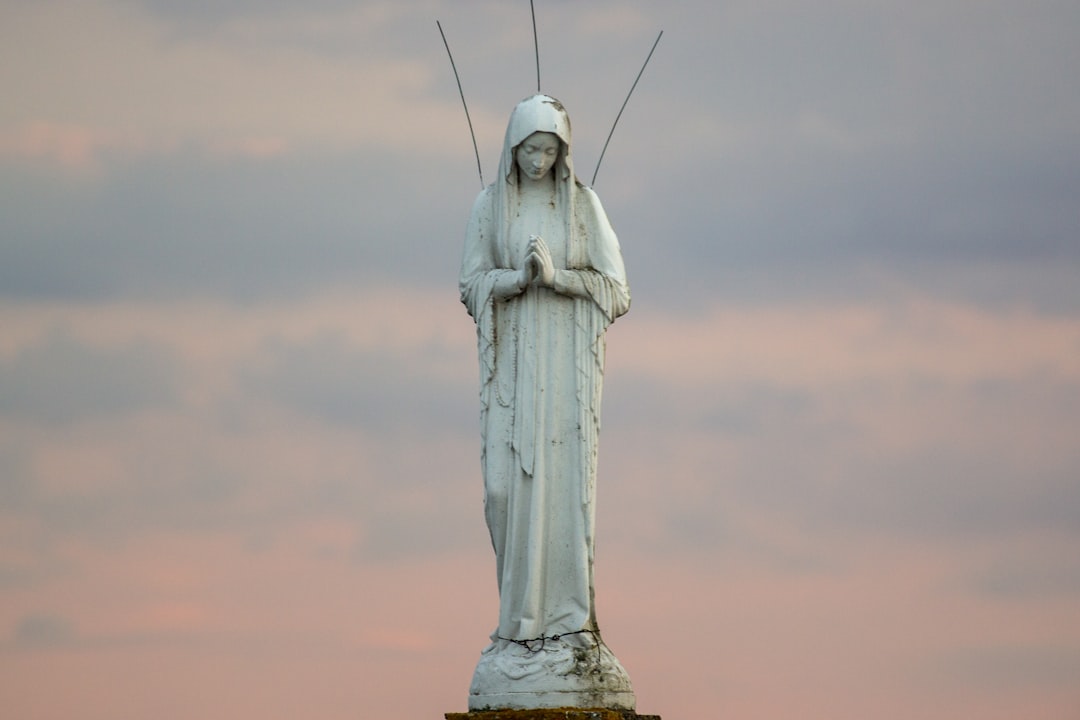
[2,1,1079,718]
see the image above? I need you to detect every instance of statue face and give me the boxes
[515,131,560,181]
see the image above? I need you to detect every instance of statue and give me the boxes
[459,94,634,711]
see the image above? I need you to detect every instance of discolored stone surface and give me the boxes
[445,710,661,720]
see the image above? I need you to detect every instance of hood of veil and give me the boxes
[498,94,574,185]
[493,95,583,267]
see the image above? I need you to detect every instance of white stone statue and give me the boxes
[459,94,634,711]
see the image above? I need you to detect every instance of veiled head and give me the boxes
[505,94,571,149]
[501,95,574,185]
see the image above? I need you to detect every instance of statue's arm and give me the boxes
[492,271,528,300]
[548,188,631,321]
[460,189,527,318]
[552,268,606,297]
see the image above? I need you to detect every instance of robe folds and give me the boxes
[459,95,630,650]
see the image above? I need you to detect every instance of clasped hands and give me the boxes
[518,234,555,290]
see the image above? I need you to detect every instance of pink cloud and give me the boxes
[208,135,290,159]
[0,122,113,173]
[2,291,1078,720]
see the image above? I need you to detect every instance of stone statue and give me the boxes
[459,94,634,711]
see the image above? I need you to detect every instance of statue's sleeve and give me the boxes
[459,188,518,392]
[552,187,631,324]
[460,188,522,320]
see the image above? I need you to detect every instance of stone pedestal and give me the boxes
[468,639,634,712]
[446,711,661,720]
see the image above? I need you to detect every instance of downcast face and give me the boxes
[515,131,560,182]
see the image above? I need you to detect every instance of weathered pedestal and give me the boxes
[467,638,635,712]
[446,710,661,720]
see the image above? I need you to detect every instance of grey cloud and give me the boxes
[0,325,479,555]
[4,451,247,547]
[1,149,471,302]
[926,643,1080,690]
[238,331,474,434]
[4,1,1079,315]
[0,450,33,509]
[603,375,817,436]
[133,0,370,25]
[0,327,179,424]
[352,493,480,565]
[604,369,1080,546]
[12,614,77,649]
[976,555,1080,599]
[820,449,1080,538]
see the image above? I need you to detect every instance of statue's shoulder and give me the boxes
[470,183,497,215]
[574,183,605,211]
[465,185,500,244]
[573,183,613,228]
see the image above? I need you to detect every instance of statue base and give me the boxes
[446,711,661,720]
[468,638,635,712]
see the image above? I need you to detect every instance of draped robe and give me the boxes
[459,96,630,652]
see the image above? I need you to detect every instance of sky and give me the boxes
[2,0,1079,718]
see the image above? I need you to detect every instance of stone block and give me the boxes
[445,710,661,720]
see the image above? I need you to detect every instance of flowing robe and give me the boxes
[460,180,630,647]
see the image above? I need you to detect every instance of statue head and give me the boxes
[501,94,574,186]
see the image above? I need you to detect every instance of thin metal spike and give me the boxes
[437,20,485,188]
[591,30,664,187]
[531,0,541,92]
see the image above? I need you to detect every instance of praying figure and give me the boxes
[459,94,635,711]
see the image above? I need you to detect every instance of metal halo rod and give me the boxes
[437,20,485,188]
[531,0,541,91]
[591,30,664,187]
